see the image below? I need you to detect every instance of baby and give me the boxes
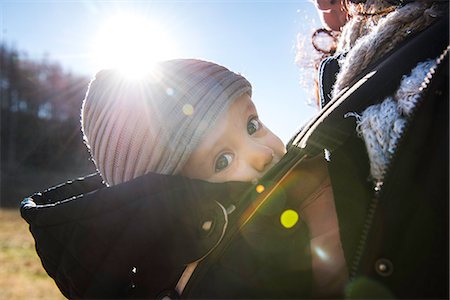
[81,59,286,185]
[23,58,346,298]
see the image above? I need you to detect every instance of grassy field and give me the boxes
[0,208,65,300]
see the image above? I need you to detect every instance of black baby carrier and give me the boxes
[21,15,448,299]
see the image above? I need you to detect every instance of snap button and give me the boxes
[375,258,394,277]
[201,220,213,231]
[198,214,215,238]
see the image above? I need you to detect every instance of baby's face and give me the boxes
[181,93,286,183]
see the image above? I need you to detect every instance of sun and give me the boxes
[92,14,177,78]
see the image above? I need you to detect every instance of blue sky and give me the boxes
[1,1,322,143]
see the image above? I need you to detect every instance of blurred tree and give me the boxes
[0,42,96,207]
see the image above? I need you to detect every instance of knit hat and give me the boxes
[81,59,252,186]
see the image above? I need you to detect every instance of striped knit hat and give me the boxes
[81,59,252,186]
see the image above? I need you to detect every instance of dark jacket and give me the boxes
[292,15,449,299]
[21,172,253,299]
[21,15,448,299]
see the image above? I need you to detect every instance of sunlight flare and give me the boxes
[280,209,299,229]
[92,14,177,79]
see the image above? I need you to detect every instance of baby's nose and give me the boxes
[248,143,274,172]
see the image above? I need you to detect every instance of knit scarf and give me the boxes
[333,1,446,98]
[345,59,436,182]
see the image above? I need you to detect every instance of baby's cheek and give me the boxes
[225,164,259,183]
[206,173,226,183]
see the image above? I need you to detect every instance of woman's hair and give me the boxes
[307,0,447,103]
[333,0,447,96]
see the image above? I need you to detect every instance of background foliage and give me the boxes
[0,43,96,207]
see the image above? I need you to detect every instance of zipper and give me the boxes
[348,181,383,279]
[348,45,449,280]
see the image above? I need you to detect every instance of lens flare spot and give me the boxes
[314,246,329,261]
[182,104,194,116]
[166,87,174,96]
[256,184,265,193]
[280,209,299,229]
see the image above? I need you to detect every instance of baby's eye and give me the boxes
[215,153,233,173]
[247,117,260,135]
